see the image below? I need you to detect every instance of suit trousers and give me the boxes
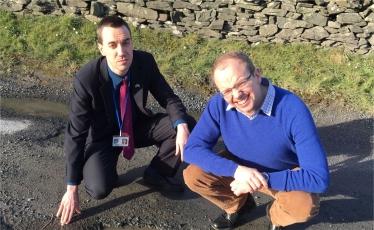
[183,150,320,227]
[83,113,196,200]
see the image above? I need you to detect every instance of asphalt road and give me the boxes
[0,72,373,230]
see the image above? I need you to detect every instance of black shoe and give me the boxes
[143,167,184,193]
[266,201,285,230]
[211,195,257,230]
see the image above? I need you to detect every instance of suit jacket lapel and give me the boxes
[130,51,147,115]
[99,58,115,123]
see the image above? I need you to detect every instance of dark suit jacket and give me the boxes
[64,50,188,183]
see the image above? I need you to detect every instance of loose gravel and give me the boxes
[0,69,373,230]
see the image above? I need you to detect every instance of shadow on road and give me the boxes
[275,117,373,229]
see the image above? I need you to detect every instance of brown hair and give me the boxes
[97,16,132,44]
[211,51,255,81]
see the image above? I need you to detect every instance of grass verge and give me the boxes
[1,11,373,114]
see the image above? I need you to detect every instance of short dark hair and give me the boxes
[211,51,255,81]
[97,16,132,44]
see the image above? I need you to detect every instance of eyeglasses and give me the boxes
[219,72,254,99]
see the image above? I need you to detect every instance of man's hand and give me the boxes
[230,165,268,196]
[175,123,190,162]
[56,185,81,226]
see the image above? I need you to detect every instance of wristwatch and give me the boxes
[261,172,270,182]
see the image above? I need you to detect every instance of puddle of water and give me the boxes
[1,98,202,121]
[1,98,69,118]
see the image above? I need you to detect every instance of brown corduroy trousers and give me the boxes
[183,151,320,227]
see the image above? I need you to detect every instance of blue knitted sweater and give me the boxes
[184,86,330,193]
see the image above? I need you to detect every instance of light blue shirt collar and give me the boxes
[226,77,275,119]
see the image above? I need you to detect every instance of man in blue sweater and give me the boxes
[183,52,330,230]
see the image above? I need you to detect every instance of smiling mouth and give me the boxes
[237,95,249,105]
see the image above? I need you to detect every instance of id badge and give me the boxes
[112,135,129,147]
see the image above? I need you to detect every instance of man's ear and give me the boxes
[98,43,105,56]
[254,68,262,83]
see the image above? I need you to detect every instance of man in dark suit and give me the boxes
[56,16,196,226]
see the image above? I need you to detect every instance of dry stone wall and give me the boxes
[1,0,373,54]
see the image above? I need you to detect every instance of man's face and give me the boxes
[98,25,133,76]
[214,59,262,116]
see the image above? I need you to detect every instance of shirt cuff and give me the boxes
[173,119,186,129]
[67,182,80,186]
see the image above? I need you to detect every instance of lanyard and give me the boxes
[112,81,130,135]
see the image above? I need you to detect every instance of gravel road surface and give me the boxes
[0,70,372,230]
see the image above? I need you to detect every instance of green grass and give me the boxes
[1,11,373,114]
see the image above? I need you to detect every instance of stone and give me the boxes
[348,25,363,33]
[217,7,237,15]
[158,13,168,22]
[363,22,374,33]
[236,2,265,11]
[356,33,370,38]
[275,28,304,40]
[236,19,265,26]
[173,0,201,11]
[239,28,258,36]
[135,0,145,7]
[358,38,368,46]
[237,12,252,20]
[302,26,329,40]
[344,43,359,51]
[261,8,287,17]
[368,35,374,46]
[338,26,350,33]
[286,12,302,20]
[328,21,341,28]
[296,3,318,14]
[117,3,158,20]
[259,24,278,37]
[146,1,173,11]
[61,5,79,14]
[217,13,236,21]
[196,9,216,22]
[198,28,222,38]
[277,17,313,29]
[356,48,369,55]
[324,26,339,34]
[194,21,210,28]
[336,13,364,24]
[247,35,268,43]
[328,32,358,44]
[210,19,225,30]
[271,37,285,44]
[327,4,346,14]
[334,0,360,9]
[65,0,88,8]
[303,12,328,27]
[359,9,370,19]
[84,14,102,23]
[321,40,336,47]
[365,13,374,22]
[267,1,280,9]
[281,2,296,12]
[0,0,25,11]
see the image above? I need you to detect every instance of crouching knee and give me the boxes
[85,185,114,200]
[288,192,321,223]
[183,164,205,192]
[296,193,320,222]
